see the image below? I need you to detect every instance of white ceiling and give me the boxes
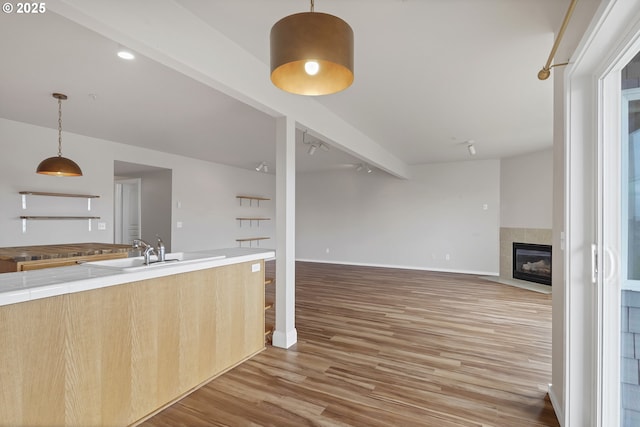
[0,0,585,176]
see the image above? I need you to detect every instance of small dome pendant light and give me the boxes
[270,0,354,96]
[36,93,83,177]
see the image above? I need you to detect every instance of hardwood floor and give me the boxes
[141,262,559,427]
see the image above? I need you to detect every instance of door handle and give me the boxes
[591,243,598,284]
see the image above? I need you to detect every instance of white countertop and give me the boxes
[0,247,275,307]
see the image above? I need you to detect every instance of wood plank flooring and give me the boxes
[141,261,559,427]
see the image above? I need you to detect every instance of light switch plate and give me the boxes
[251,263,261,272]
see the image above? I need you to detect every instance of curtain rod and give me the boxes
[538,0,577,80]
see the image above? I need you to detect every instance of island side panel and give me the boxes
[214,260,265,373]
[176,265,218,392]
[64,279,136,426]
[244,260,266,355]
[131,277,171,422]
[184,266,218,385]
[241,259,265,359]
[0,259,266,427]
[0,296,66,426]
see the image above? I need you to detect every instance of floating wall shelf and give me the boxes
[236,194,271,246]
[20,216,101,220]
[236,217,271,227]
[236,195,270,207]
[20,191,100,211]
[19,191,100,198]
[19,191,101,232]
[235,237,270,247]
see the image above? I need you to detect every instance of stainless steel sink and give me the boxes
[85,252,226,272]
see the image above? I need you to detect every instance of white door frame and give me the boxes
[565,1,640,426]
[114,178,142,244]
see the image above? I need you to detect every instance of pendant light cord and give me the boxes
[310,0,314,12]
[57,97,63,157]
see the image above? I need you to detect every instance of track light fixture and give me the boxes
[255,161,268,172]
[467,143,477,156]
[302,129,330,155]
[307,142,330,155]
[355,163,372,173]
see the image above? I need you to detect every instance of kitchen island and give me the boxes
[0,247,274,426]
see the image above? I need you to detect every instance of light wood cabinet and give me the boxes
[0,243,132,273]
[0,260,265,426]
[0,252,128,273]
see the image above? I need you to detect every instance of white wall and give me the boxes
[0,118,275,251]
[501,148,553,229]
[296,160,501,275]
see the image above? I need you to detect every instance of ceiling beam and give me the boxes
[48,0,410,179]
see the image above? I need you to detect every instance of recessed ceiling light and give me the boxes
[117,46,135,60]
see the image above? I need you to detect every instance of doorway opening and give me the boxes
[114,161,173,252]
[114,177,141,245]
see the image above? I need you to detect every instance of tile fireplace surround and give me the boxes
[500,227,552,283]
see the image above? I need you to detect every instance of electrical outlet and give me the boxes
[176,221,183,228]
[97,222,106,230]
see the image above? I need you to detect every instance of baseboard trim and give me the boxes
[548,383,564,427]
[295,258,498,277]
[272,328,297,349]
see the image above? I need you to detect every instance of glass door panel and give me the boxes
[621,59,640,426]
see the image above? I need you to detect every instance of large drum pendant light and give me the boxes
[270,0,354,96]
[36,93,83,177]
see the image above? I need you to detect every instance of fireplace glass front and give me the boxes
[512,242,552,285]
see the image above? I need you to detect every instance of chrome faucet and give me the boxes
[156,236,165,262]
[132,239,156,265]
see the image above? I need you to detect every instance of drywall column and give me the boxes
[273,116,298,348]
